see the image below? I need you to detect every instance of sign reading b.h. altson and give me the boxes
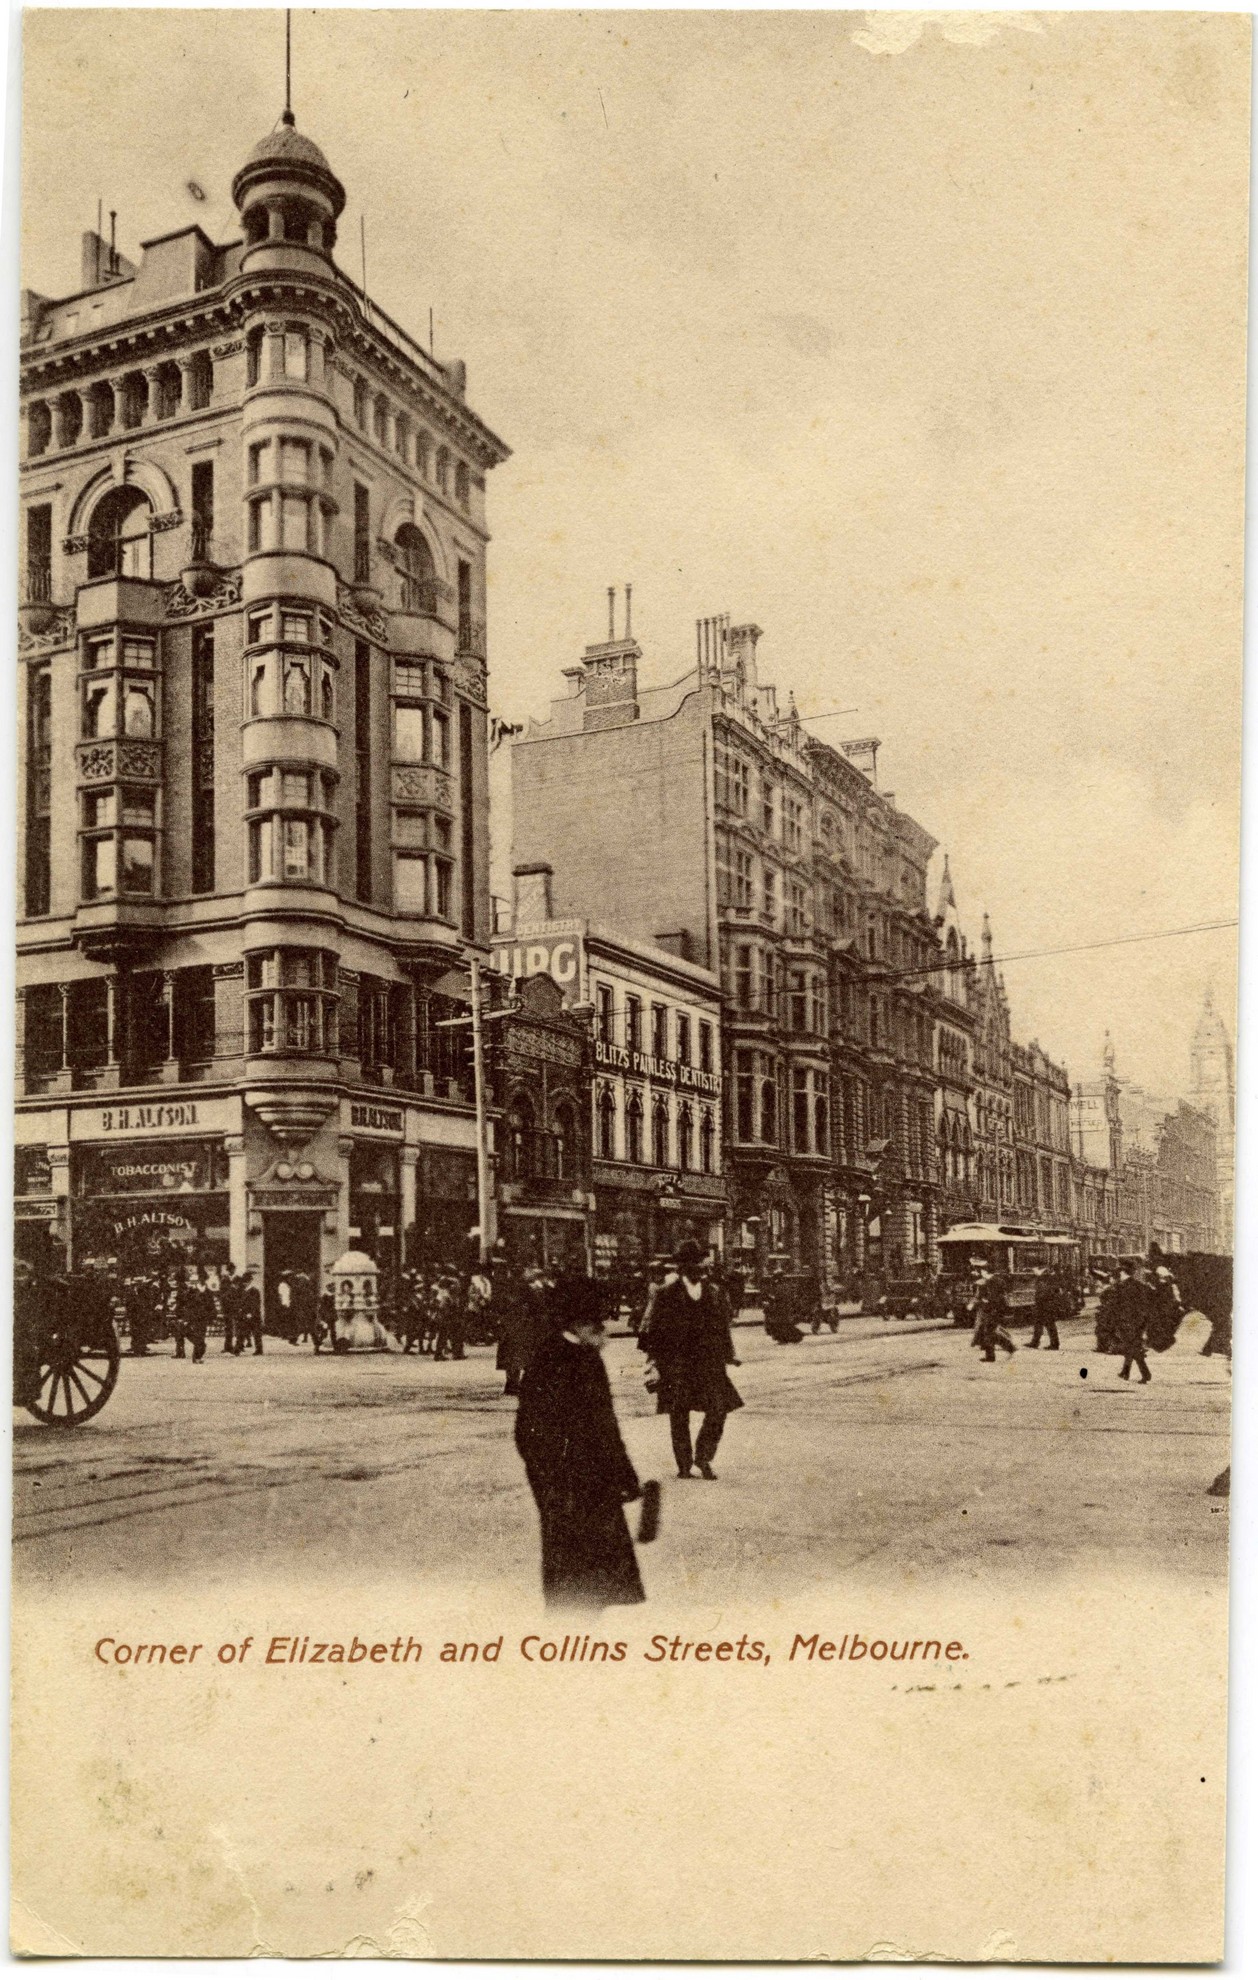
[70,1096,241,1142]
[100,1102,203,1134]
[345,1101,405,1137]
[594,1038,722,1095]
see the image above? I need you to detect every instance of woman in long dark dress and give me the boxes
[515,1276,646,1612]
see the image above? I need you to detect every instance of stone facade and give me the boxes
[511,605,945,1289]
[16,107,508,1318]
[491,884,726,1276]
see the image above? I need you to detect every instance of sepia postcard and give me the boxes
[11,7,1244,1960]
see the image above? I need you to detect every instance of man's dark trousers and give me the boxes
[670,1406,727,1474]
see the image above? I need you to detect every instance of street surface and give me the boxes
[14,1307,1230,1603]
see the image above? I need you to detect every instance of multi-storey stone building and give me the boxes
[16,108,508,1316]
[510,605,945,1286]
[931,860,979,1233]
[492,866,726,1273]
[971,914,1016,1220]
[1189,987,1235,1245]
[1069,1033,1222,1258]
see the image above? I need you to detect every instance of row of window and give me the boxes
[717,846,811,934]
[21,961,474,1090]
[24,353,214,458]
[593,982,715,1070]
[594,1085,717,1174]
[349,375,471,509]
[713,746,807,851]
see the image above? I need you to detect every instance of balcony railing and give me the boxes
[25,562,52,604]
[189,516,213,563]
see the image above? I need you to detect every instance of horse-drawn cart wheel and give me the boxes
[25,1326,120,1426]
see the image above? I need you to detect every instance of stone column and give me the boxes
[264,319,286,382]
[335,1134,355,1255]
[142,365,163,424]
[14,988,26,1094]
[111,377,128,430]
[400,1145,419,1269]
[98,972,121,1092]
[224,1134,248,1271]
[160,971,181,1084]
[924,1195,940,1271]
[213,962,245,1061]
[51,984,73,1094]
[48,1143,72,1266]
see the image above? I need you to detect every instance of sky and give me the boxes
[21,8,1247,1104]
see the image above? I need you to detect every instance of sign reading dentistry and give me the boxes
[594,1038,722,1095]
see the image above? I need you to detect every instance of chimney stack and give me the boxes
[512,861,555,925]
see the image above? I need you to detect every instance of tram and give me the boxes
[935,1223,1086,1314]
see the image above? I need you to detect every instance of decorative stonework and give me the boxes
[449,651,488,708]
[76,739,162,784]
[150,509,183,533]
[62,533,89,556]
[392,764,454,810]
[211,338,244,358]
[336,579,388,644]
[165,568,243,619]
[18,609,75,654]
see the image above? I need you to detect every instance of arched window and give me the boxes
[597,1087,616,1161]
[435,446,450,494]
[87,486,153,580]
[188,350,213,411]
[652,1096,670,1170]
[699,1109,715,1175]
[508,1095,535,1182]
[454,461,470,508]
[26,401,51,458]
[152,363,181,420]
[553,1099,576,1180]
[394,524,437,614]
[353,376,369,428]
[373,396,389,447]
[87,381,114,439]
[760,1068,777,1145]
[415,430,432,479]
[625,1089,644,1165]
[55,392,83,449]
[677,1103,693,1172]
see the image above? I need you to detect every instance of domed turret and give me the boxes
[232,109,346,266]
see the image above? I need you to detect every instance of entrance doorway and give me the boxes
[262,1212,323,1335]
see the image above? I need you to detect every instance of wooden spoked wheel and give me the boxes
[25,1324,120,1426]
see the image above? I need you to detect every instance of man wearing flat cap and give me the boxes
[640,1239,743,1480]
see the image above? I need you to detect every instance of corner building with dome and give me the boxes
[17,109,509,1317]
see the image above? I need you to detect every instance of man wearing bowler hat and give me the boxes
[640,1239,743,1480]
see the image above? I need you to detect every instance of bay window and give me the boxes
[246,766,337,886]
[246,948,337,1056]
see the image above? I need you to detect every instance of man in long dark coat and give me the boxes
[1112,1258,1154,1383]
[641,1239,743,1479]
[1029,1266,1064,1350]
[514,1276,646,1613]
[972,1268,1016,1362]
